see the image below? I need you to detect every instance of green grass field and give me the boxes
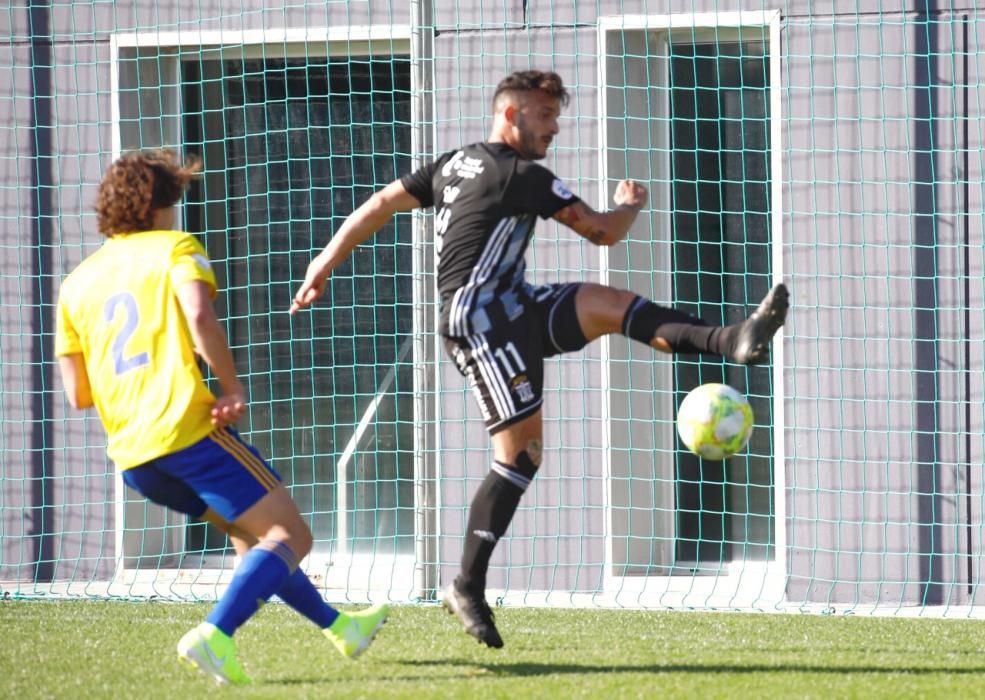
[2,600,985,698]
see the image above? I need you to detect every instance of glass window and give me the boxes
[605,29,776,576]
[669,40,775,567]
[182,55,414,558]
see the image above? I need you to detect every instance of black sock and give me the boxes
[657,322,737,356]
[458,467,525,594]
[622,297,737,356]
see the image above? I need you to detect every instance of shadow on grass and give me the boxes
[397,659,985,677]
[259,660,985,686]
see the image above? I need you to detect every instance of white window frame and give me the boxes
[596,10,786,609]
[108,26,415,602]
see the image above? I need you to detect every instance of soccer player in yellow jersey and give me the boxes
[55,150,388,685]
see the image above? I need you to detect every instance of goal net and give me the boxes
[2,4,983,616]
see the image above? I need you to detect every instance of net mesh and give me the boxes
[1,3,983,615]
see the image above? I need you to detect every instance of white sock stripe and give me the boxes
[491,462,531,490]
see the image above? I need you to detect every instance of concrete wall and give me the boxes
[782,8,985,606]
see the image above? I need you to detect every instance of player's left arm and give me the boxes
[58,353,94,410]
[290,179,423,314]
[553,179,648,247]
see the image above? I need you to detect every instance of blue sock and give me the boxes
[276,569,341,628]
[207,540,296,636]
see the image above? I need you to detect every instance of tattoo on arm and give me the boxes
[554,202,610,246]
[553,203,584,227]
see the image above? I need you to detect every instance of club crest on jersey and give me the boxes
[551,178,575,200]
[511,375,535,403]
[442,150,485,179]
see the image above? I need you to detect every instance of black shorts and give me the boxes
[443,282,589,434]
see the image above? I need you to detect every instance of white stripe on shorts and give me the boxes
[466,334,515,422]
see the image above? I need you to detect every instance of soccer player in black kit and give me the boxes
[291,70,788,649]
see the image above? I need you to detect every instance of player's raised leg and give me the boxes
[573,282,789,363]
[443,410,543,649]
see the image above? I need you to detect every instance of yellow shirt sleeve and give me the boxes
[54,284,82,357]
[169,234,218,298]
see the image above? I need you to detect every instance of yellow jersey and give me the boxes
[55,230,219,469]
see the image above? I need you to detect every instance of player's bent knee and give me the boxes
[523,439,543,467]
[263,522,312,559]
[289,525,314,560]
[234,487,313,558]
[493,448,541,493]
[607,287,637,308]
[280,516,314,558]
[515,448,541,479]
[574,285,637,339]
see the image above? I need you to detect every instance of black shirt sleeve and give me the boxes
[507,161,581,219]
[400,160,438,208]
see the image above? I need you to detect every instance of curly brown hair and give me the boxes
[492,70,570,109]
[95,150,201,236]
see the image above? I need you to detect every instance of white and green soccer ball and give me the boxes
[676,383,754,460]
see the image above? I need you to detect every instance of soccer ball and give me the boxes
[676,383,754,460]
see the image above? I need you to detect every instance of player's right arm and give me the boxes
[58,353,94,410]
[290,179,423,314]
[174,279,246,428]
[553,179,648,247]
[55,288,94,410]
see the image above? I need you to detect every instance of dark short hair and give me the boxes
[95,149,201,236]
[493,70,570,108]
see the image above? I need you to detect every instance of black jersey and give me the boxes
[401,142,580,337]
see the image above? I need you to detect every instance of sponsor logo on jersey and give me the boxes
[551,178,575,200]
[441,150,485,179]
[192,253,212,270]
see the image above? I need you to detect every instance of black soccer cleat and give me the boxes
[441,580,504,649]
[731,282,790,365]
